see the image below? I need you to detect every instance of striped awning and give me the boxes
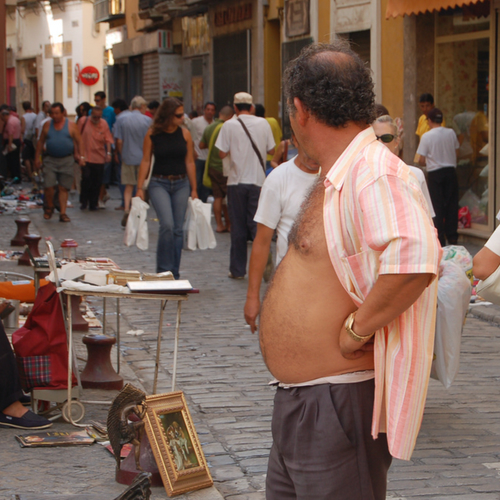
[386,0,489,19]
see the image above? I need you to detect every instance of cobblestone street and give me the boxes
[2,187,500,499]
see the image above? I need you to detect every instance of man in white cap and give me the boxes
[216,92,275,279]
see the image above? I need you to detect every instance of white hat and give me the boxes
[233,92,253,105]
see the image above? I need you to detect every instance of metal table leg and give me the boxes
[116,298,120,374]
[103,297,107,335]
[153,300,167,394]
[67,293,73,420]
[172,301,182,392]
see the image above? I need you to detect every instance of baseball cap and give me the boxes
[427,107,443,124]
[234,92,253,105]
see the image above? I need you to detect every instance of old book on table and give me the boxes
[126,280,194,294]
[15,430,95,447]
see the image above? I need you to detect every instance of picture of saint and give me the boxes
[159,411,199,471]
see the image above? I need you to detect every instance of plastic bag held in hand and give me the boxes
[183,198,216,250]
[431,260,471,389]
[124,197,149,251]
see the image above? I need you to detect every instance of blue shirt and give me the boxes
[113,110,152,165]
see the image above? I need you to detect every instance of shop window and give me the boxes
[436,9,490,226]
[437,3,490,37]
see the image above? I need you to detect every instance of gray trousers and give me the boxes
[266,380,392,500]
[227,184,261,277]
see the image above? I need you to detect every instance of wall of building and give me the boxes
[13,1,107,115]
[124,0,148,40]
[380,0,404,119]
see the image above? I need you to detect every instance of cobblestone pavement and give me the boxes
[2,187,500,499]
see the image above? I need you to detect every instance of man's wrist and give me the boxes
[345,312,375,343]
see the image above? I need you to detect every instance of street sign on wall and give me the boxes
[79,66,100,86]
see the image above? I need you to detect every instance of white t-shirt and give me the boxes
[192,116,212,161]
[416,127,460,172]
[254,156,318,264]
[38,117,52,139]
[409,166,436,218]
[215,114,275,187]
[23,111,37,141]
[485,224,500,256]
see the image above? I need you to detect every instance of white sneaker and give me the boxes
[98,200,106,209]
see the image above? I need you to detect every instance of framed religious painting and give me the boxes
[144,391,213,497]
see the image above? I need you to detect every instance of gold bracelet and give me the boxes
[344,311,375,343]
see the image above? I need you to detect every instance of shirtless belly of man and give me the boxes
[259,180,374,383]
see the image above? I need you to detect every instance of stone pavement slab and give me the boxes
[1,186,500,499]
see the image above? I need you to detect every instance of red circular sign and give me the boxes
[79,66,100,86]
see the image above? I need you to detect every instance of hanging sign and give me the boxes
[79,66,100,86]
[74,63,80,83]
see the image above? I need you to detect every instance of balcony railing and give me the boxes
[95,0,125,23]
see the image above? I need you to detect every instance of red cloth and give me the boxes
[12,283,77,390]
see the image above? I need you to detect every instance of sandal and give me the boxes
[43,207,54,220]
[59,214,71,223]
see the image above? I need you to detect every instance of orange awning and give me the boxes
[386,0,488,19]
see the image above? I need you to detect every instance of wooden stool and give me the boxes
[80,334,123,390]
[18,234,41,266]
[11,218,31,246]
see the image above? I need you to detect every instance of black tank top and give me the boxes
[150,127,187,176]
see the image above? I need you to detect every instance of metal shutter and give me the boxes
[142,52,159,102]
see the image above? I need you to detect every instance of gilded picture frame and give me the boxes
[144,391,213,497]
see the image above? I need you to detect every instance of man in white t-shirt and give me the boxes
[192,102,216,202]
[21,101,37,179]
[216,92,275,279]
[417,107,460,246]
[244,133,320,331]
[35,101,51,139]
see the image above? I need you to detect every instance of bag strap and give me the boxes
[237,117,266,173]
[80,116,89,135]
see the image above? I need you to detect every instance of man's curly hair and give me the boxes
[284,41,376,128]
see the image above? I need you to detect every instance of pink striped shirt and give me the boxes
[323,127,441,460]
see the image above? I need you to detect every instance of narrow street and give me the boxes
[1,188,500,499]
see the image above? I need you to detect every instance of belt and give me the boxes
[152,174,186,181]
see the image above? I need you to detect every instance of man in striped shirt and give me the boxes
[260,41,441,500]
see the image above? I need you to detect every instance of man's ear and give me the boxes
[293,98,309,126]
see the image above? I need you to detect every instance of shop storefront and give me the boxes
[181,13,210,114]
[209,0,264,109]
[389,0,496,238]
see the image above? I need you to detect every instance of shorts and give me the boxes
[22,140,35,162]
[121,162,139,186]
[43,155,75,191]
[208,167,228,199]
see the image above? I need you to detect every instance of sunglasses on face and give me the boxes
[376,134,397,143]
[175,113,184,119]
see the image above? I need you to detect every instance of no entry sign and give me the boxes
[79,66,100,86]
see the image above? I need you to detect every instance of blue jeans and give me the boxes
[148,176,190,279]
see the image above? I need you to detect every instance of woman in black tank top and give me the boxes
[136,98,198,279]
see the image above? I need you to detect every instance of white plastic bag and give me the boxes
[431,260,471,388]
[124,197,149,251]
[192,198,216,250]
[183,198,216,251]
[183,198,197,251]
